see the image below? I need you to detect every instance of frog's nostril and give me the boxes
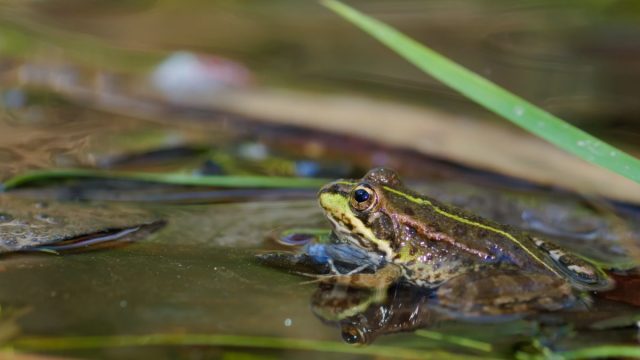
[318,183,333,196]
[329,184,341,192]
[318,183,347,198]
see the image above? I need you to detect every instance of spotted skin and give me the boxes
[317,168,613,315]
[437,269,574,316]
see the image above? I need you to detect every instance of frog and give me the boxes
[316,167,613,315]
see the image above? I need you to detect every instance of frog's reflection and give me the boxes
[257,249,444,344]
[310,282,438,345]
[258,249,640,346]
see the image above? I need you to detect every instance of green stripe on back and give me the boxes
[383,186,561,277]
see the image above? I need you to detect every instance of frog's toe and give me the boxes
[297,273,332,285]
[326,258,341,275]
[304,264,402,289]
[324,259,374,276]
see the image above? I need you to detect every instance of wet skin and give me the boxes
[317,168,613,315]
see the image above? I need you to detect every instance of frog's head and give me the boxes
[318,168,405,261]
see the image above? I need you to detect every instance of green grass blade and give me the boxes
[1,168,329,190]
[322,0,640,185]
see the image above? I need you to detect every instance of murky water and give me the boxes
[1,1,640,358]
[0,203,338,358]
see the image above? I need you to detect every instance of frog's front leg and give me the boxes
[435,269,575,317]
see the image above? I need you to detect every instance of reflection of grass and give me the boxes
[1,168,329,190]
[7,333,484,360]
[557,345,640,359]
[7,333,640,359]
[0,307,29,346]
[322,0,640,186]
[415,330,491,353]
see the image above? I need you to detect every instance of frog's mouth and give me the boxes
[318,184,393,259]
[325,214,369,247]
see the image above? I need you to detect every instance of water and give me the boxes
[0,202,345,358]
[1,1,640,358]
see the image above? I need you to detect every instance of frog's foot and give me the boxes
[323,258,374,276]
[291,257,362,278]
[326,258,341,275]
[300,264,403,290]
[345,263,374,276]
[435,269,575,318]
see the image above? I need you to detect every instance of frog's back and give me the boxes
[432,197,613,291]
[433,198,614,291]
[387,186,613,292]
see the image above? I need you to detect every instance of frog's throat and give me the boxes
[318,192,394,260]
[382,185,562,278]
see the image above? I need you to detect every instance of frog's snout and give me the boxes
[317,181,352,212]
[317,183,330,206]
[318,181,349,198]
[317,182,332,198]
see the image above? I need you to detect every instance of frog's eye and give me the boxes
[350,184,377,212]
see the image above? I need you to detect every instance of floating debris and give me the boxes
[0,195,163,254]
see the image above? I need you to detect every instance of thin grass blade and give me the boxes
[322,0,640,185]
[1,168,329,190]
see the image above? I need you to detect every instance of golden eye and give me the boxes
[350,184,377,212]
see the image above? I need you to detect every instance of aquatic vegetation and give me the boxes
[4,332,640,359]
[1,168,329,191]
[5,333,484,359]
[322,0,640,185]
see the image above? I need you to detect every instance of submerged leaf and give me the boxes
[0,195,161,253]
